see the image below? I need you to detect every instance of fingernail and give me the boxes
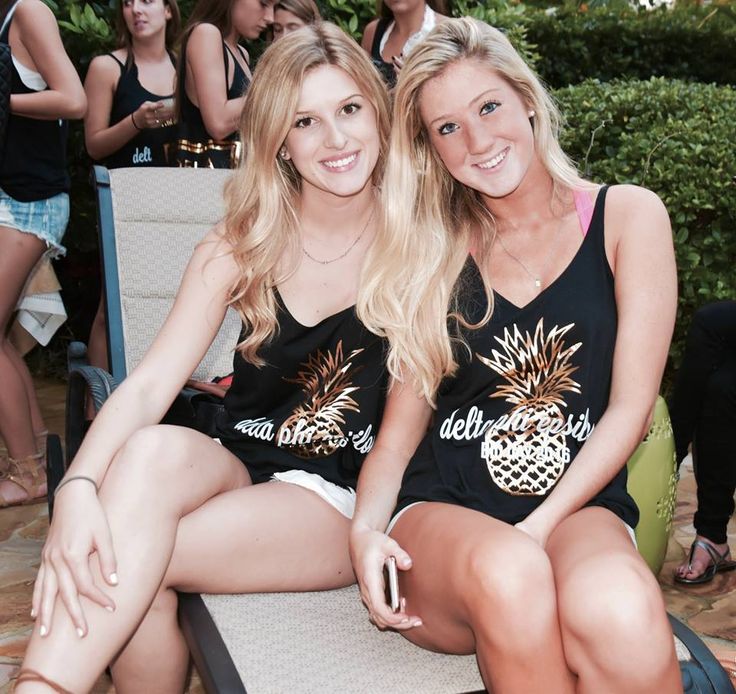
[414,620,423,627]
[109,572,119,585]
[76,627,84,638]
[106,604,115,612]
[40,625,47,637]
[30,608,36,618]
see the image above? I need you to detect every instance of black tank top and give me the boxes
[369,18,397,87]
[214,295,388,489]
[396,186,638,527]
[0,6,69,201]
[102,53,177,169]
[178,36,249,145]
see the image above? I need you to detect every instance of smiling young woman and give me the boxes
[14,23,391,693]
[351,18,682,694]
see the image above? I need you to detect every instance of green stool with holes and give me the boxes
[626,395,678,574]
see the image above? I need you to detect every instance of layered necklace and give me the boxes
[301,206,375,266]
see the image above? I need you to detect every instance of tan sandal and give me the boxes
[0,452,47,508]
[13,668,73,692]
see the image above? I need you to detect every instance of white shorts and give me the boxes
[271,470,356,519]
[212,438,356,519]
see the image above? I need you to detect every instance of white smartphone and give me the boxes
[384,556,400,613]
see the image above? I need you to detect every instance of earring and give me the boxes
[528,110,536,118]
[278,147,290,160]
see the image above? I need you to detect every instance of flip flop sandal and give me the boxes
[674,539,736,585]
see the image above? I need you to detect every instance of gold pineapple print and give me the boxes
[476,319,582,495]
[278,341,364,458]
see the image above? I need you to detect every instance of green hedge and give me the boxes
[529,6,736,88]
[554,77,736,379]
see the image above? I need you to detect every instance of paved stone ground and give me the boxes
[1,378,734,691]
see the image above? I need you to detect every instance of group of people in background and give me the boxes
[0,0,732,692]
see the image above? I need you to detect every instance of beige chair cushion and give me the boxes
[202,585,484,694]
[108,167,240,381]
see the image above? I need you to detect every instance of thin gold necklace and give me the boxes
[495,212,568,291]
[302,207,375,265]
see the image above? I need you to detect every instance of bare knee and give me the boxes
[460,535,557,639]
[558,557,673,681]
[106,426,192,499]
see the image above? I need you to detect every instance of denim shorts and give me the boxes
[0,188,69,258]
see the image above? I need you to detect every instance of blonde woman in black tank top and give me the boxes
[352,19,682,693]
[16,24,391,692]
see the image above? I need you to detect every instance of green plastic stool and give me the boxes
[626,395,678,574]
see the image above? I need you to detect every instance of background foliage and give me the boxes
[554,77,736,379]
[31,0,736,389]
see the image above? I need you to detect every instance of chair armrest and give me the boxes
[65,341,119,464]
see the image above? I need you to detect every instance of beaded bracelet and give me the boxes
[53,475,99,498]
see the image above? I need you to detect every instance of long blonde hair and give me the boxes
[358,17,580,404]
[223,22,390,365]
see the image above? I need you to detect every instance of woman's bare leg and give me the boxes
[390,502,576,693]
[0,226,46,465]
[111,481,354,693]
[87,294,108,371]
[547,506,682,694]
[17,425,250,693]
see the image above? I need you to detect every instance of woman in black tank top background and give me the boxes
[0,0,85,509]
[173,0,274,168]
[83,0,181,377]
[352,19,681,693]
[16,24,391,692]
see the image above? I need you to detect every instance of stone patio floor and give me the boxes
[1,377,734,692]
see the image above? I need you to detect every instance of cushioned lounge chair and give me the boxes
[52,166,734,694]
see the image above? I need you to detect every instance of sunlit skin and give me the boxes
[230,0,275,41]
[122,0,171,40]
[282,64,380,200]
[419,58,549,207]
[272,8,307,40]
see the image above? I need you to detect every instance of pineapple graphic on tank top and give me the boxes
[476,319,582,496]
[278,340,364,459]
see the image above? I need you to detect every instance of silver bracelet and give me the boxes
[54,475,99,498]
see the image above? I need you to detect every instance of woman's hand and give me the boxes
[32,482,118,637]
[132,100,171,129]
[350,526,422,631]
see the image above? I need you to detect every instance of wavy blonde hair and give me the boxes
[358,17,581,405]
[223,22,390,365]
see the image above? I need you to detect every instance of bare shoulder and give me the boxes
[193,222,239,277]
[86,52,123,82]
[605,184,671,242]
[361,19,379,51]
[14,0,58,32]
[14,0,54,22]
[188,22,223,48]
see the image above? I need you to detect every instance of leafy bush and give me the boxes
[528,5,736,88]
[554,77,736,378]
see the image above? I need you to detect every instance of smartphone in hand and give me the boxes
[384,556,400,613]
